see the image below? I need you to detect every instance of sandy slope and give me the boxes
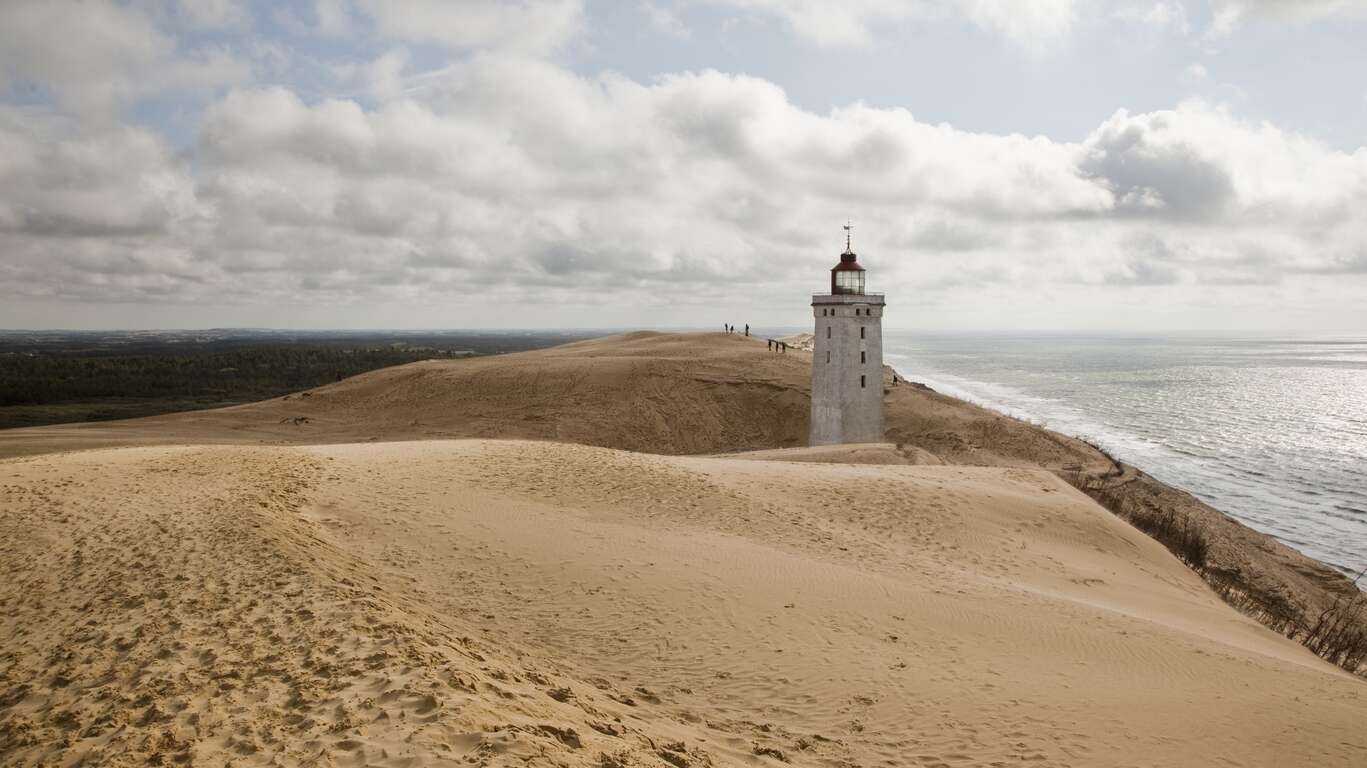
[0,332,1112,472]
[2,331,1364,766]
[0,331,1349,625]
[3,440,1364,767]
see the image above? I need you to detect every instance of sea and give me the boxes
[883,333,1367,577]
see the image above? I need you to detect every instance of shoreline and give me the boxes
[882,347,1365,579]
[879,363,1367,675]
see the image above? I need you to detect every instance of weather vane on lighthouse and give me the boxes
[843,220,853,252]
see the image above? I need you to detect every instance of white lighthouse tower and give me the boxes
[810,225,885,446]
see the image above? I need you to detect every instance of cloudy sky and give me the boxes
[1,1,1365,332]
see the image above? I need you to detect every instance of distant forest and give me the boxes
[0,330,594,429]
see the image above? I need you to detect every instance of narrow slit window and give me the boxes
[860,375,866,388]
[827,326,831,339]
[826,351,830,363]
[861,351,866,364]
[860,327,865,339]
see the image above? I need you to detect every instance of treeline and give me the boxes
[0,330,599,429]
[0,346,460,411]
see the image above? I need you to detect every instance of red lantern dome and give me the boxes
[831,223,866,294]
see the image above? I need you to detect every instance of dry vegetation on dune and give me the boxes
[2,331,1365,766]
[1063,464,1367,674]
[894,380,1367,676]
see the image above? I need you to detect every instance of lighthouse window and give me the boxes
[860,327,865,339]
[860,375,866,388]
[861,351,866,364]
[826,351,830,363]
[826,326,831,339]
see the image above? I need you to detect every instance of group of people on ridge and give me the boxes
[723,322,786,352]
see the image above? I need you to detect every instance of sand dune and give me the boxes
[3,332,1365,766]
[2,440,1363,767]
[0,332,1112,472]
[0,332,1349,626]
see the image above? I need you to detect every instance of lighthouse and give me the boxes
[810,225,885,446]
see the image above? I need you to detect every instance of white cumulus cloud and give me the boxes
[711,0,1078,50]
[7,52,1364,326]
[0,0,251,116]
[1,1,1365,329]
